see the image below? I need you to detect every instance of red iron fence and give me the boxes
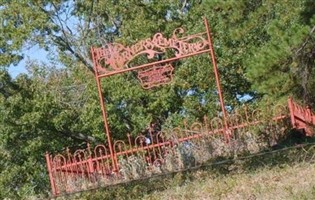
[44,17,315,196]
[288,97,315,136]
[45,101,310,196]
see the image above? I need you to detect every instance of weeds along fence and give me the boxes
[46,102,293,196]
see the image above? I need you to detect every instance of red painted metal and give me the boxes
[90,17,230,152]
[137,63,174,89]
[45,152,57,196]
[91,47,118,172]
[91,29,210,77]
[203,17,229,142]
[46,97,315,196]
[288,97,315,136]
[288,97,297,129]
[45,16,315,196]
[88,18,230,175]
[46,102,292,196]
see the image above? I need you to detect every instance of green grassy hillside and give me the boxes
[143,153,315,200]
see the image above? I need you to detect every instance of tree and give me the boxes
[238,0,315,105]
[0,65,99,198]
[1,0,315,198]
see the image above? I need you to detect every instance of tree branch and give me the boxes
[53,35,94,73]
[295,25,315,56]
[39,4,95,74]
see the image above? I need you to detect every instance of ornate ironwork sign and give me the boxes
[46,18,315,197]
[137,63,174,89]
[91,28,209,76]
[88,18,230,183]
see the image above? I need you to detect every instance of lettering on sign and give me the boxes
[137,64,174,89]
[92,28,209,74]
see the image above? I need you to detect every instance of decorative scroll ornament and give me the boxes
[137,64,174,89]
[92,28,209,75]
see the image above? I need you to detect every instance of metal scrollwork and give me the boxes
[91,29,209,75]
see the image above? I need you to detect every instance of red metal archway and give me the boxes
[90,18,229,171]
[45,18,315,196]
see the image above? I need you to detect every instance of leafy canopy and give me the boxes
[0,0,315,198]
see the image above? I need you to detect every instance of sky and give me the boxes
[8,0,76,79]
[8,45,49,78]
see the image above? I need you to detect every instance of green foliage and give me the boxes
[0,67,102,198]
[55,141,315,200]
[239,1,315,104]
[1,0,315,199]
[0,0,53,67]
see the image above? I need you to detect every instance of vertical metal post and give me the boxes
[203,17,230,142]
[91,48,118,172]
[45,152,57,196]
[288,97,296,128]
[87,143,94,174]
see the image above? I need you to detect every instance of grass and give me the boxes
[143,161,315,200]
[57,138,315,200]
[140,140,315,200]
